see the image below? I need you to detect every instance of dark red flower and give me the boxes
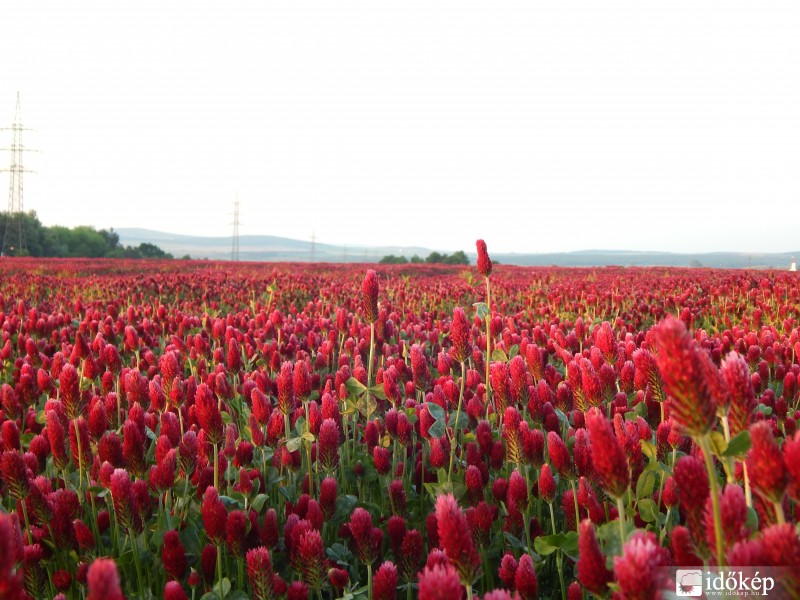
[195,384,223,446]
[247,547,276,600]
[362,270,379,324]
[476,239,492,277]
[538,463,556,504]
[585,408,629,499]
[747,421,787,504]
[202,486,228,545]
[577,519,612,595]
[450,307,471,364]
[162,530,188,580]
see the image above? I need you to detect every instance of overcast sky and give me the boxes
[2,1,799,254]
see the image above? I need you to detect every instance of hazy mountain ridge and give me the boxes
[116,228,799,269]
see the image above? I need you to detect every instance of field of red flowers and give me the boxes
[2,246,800,600]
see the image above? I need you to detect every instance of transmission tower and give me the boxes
[231,193,240,261]
[1,93,36,256]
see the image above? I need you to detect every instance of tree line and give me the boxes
[379,250,469,265]
[0,211,174,259]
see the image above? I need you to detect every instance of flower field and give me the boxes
[2,247,800,599]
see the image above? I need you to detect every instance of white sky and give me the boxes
[2,1,799,254]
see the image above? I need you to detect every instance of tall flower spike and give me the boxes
[434,493,481,585]
[476,239,492,277]
[653,316,716,436]
[747,421,787,505]
[450,307,470,364]
[585,408,630,499]
[246,547,276,600]
[362,270,379,324]
[577,519,612,596]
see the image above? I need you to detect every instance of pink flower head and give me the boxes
[653,316,716,436]
[613,530,671,600]
[373,561,398,600]
[514,553,538,599]
[162,530,188,580]
[86,558,124,600]
[476,239,492,277]
[417,562,463,600]
[435,493,481,585]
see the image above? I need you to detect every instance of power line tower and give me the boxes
[1,93,35,257]
[231,193,240,261]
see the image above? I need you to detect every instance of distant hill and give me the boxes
[115,228,799,269]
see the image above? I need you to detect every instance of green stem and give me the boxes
[549,501,566,600]
[484,277,492,414]
[447,361,466,483]
[130,532,144,598]
[20,497,32,545]
[367,322,375,422]
[569,478,580,531]
[698,434,725,567]
[217,545,224,600]
[367,562,373,600]
[773,500,786,525]
[74,419,83,489]
[615,495,627,551]
[213,443,219,491]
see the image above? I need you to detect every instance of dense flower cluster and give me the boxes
[0,257,799,598]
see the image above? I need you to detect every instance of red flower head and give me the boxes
[328,567,349,591]
[747,421,787,504]
[247,547,276,600]
[673,454,709,542]
[653,316,716,436]
[577,519,612,596]
[0,449,30,501]
[498,552,518,588]
[373,561,398,600]
[202,486,228,545]
[585,408,630,499]
[704,484,749,561]
[476,239,492,277]
[435,493,481,585]
[362,270,379,324]
[613,530,671,600]
[287,580,309,600]
[720,352,756,437]
[348,507,379,565]
[162,530,188,580]
[59,363,82,419]
[298,529,326,591]
[398,529,423,582]
[195,383,223,446]
[450,307,471,364]
[226,510,248,558]
[539,463,556,504]
[670,525,703,567]
[86,558,124,600]
[514,554,538,600]
[547,431,574,479]
[164,581,188,600]
[317,418,340,472]
[277,361,295,415]
[417,562,463,600]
